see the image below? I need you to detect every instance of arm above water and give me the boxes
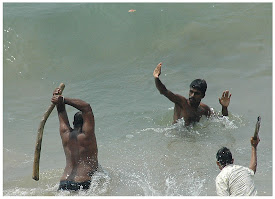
[219,90,231,116]
[153,62,184,106]
[51,88,71,134]
[249,136,260,174]
[63,97,95,137]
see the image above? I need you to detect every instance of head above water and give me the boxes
[189,79,207,96]
[73,111,83,128]
[216,147,234,168]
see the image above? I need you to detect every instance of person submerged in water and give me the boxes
[51,88,98,191]
[153,62,231,125]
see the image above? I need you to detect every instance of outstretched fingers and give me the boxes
[222,90,232,99]
[219,90,232,107]
[153,62,162,78]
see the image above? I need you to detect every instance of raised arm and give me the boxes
[63,97,95,137]
[249,136,260,174]
[51,88,71,134]
[153,62,183,105]
[219,90,231,116]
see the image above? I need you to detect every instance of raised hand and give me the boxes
[153,62,162,78]
[251,136,260,148]
[52,88,63,104]
[219,90,231,108]
[51,95,64,105]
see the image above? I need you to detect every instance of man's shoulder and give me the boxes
[219,165,255,179]
[199,102,210,109]
[199,103,211,114]
[219,164,234,175]
[216,167,231,183]
[173,94,188,103]
[175,93,186,99]
[232,165,255,175]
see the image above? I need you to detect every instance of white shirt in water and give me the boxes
[215,164,257,196]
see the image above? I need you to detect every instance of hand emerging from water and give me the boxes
[153,62,162,78]
[219,90,231,107]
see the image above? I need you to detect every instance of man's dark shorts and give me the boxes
[58,180,91,191]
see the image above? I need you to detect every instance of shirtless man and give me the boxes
[51,88,98,191]
[153,62,231,125]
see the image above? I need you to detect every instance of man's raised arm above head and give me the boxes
[63,97,92,113]
[51,88,71,134]
[249,136,260,174]
[51,90,95,136]
[63,97,95,135]
[153,62,183,105]
[219,90,231,116]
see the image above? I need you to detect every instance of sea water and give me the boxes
[3,3,272,196]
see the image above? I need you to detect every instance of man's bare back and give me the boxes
[51,89,98,191]
[153,62,231,125]
[61,129,98,182]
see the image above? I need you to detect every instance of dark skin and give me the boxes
[153,62,231,126]
[51,88,98,183]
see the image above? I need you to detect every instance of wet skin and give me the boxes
[153,62,231,125]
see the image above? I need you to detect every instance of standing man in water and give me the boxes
[153,62,231,125]
[51,88,98,191]
[215,136,260,196]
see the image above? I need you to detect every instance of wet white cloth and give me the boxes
[216,164,257,196]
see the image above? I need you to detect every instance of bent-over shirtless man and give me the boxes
[153,62,231,125]
[51,88,98,191]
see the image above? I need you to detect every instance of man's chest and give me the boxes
[182,105,205,119]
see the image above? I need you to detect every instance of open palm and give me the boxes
[219,90,231,107]
[153,62,162,78]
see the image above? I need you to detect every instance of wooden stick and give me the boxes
[253,116,261,140]
[32,83,65,181]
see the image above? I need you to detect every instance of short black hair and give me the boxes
[190,79,207,95]
[216,147,233,167]
[73,111,83,128]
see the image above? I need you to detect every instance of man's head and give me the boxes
[216,147,234,170]
[73,111,83,128]
[189,79,207,105]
